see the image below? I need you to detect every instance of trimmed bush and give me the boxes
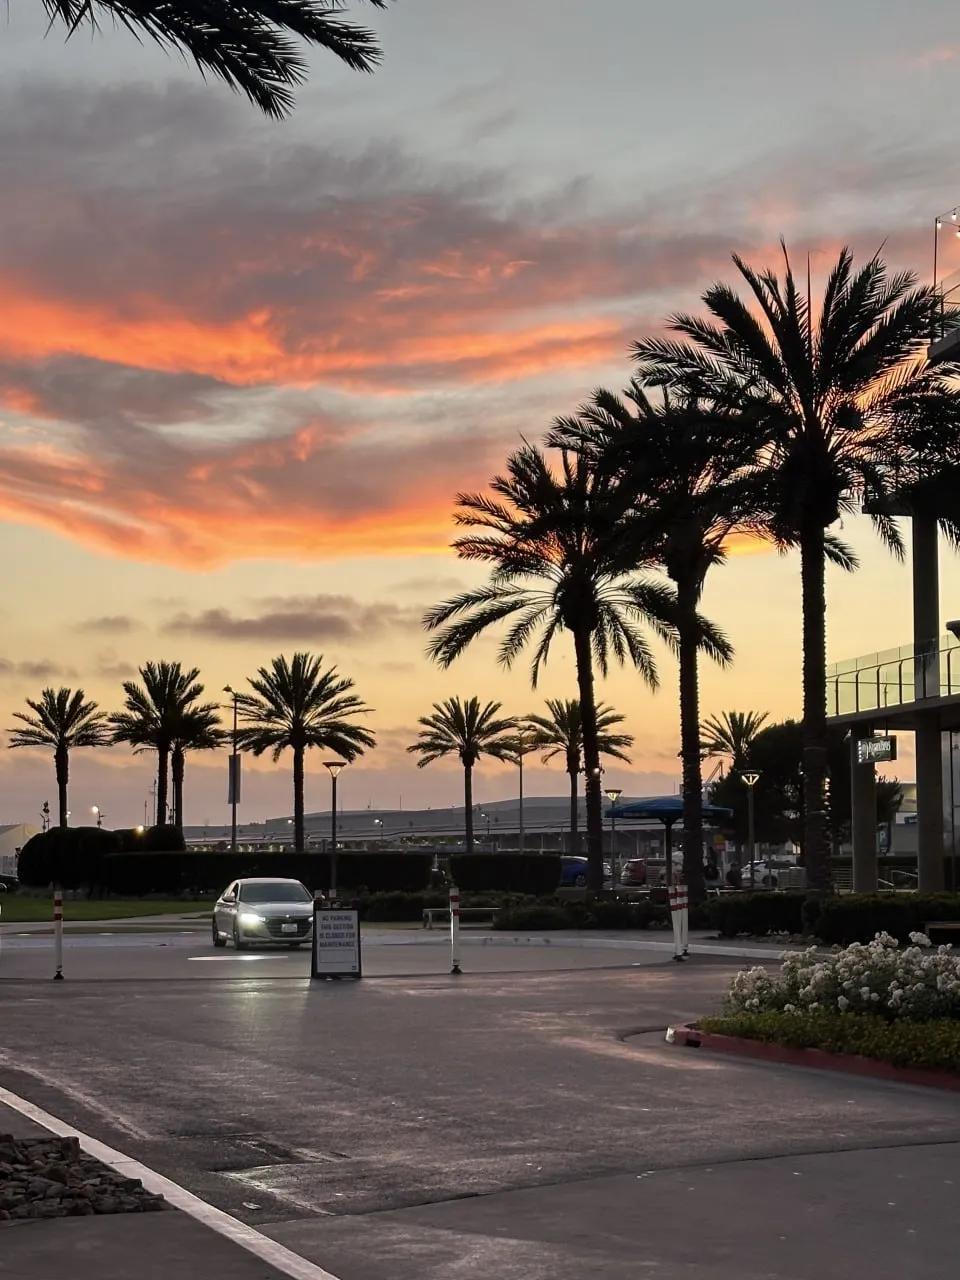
[449,853,561,894]
[495,903,572,930]
[17,827,121,891]
[142,824,186,853]
[708,891,806,938]
[699,1010,960,1074]
[495,895,665,931]
[813,894,960,946]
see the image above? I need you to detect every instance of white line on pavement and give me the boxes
[0,1083,343,1280]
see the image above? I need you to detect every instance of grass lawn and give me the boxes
[0,898,213,923]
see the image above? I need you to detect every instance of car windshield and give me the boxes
[237,881,311,904]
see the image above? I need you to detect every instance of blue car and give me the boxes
[559,856,590,887]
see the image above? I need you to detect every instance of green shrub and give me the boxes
[360,890,448,921]
[700,1009,960,1074]
[813,894,960,946]
[449,853,561,894]
[494,903,571,930]
[708,891,806,937]
[17,827,121,891]
[494,895,666,931]
[142,824,186,853]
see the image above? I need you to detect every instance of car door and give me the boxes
[216,882,238,934]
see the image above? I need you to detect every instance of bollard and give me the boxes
[53,887,64,981]
[449,885,462,975]
[668,883,688,962]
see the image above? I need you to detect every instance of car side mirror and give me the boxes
[223,894,235,904]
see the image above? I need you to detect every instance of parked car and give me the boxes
[213,877,315,949]
[559,857,612,887]
[618,858,648,887]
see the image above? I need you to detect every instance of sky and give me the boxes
[2,0,960,827]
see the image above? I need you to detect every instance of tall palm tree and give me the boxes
[172,706,224,832]
[700,710,769,774]
[407,698,516,853]
[110,661,209,829]
[40,0,390,118]
[8,688,109,828]
[524,699,633,851]
[423,443,727,892]
[552,383,755,898]
[632,245,949,890]
[235,652,374,852]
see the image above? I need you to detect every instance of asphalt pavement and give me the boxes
[1,928,958,1278]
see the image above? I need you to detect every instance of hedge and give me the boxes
[18,827,121,890]
[449,853,561,894]
[708,892,807,938]
[100,851,433,896]
[495,896,665,931]
[699,1010,960,1074]
[812,894,960,946]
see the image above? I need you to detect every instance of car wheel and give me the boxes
[574,874,587,888]
[233,923,246,951]
[212,920,226,948]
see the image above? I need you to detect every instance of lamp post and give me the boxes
[324,761,346,900]
[91,805,103,829]
[223,686,240,855]
[742,772,760,889]
[516,727,527,855]
[374,817,383,846]
[41,801,50,833]
[604,787,622,888]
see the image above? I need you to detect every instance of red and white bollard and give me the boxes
[668,882,688,962]
[53,887,64,981]
[449,885,462,975]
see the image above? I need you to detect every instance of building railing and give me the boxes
[827,635,960,717]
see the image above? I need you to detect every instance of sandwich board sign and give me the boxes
[311,908,362,979]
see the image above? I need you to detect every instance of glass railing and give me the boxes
[826,634,960,716]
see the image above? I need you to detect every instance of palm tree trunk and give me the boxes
[677,579,706,903]
[156,744,170,827]
[172,746,185,833]
[464,764,474,853]
[573,626,604,891]
[567,752,579,854]
[293,745,305,853]
[800,522,831,892]
[55,746,69,829]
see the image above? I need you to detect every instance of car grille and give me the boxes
[265,917,312,939]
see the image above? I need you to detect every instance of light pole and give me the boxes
[324,761,346,900]
[604,787,622,888]
[41,801,50,833]
[223,686,240,855]
[742,772,760,889]
[374,817,383,846]
[516,727,527,855]
[91,805,103,829]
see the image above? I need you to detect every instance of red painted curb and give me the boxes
[664,1022,960,1093]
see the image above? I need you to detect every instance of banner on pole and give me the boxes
[227,755,242,805]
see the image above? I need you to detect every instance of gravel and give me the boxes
[0,1134,167,1222]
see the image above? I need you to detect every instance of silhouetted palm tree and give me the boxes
[423,444,726,891]
[40,0,389,118]
[552,382,752,897]
[700,710,769,774]
[110,661,210,830]
[9,688,108,828]
[407,698,516,853]
[524,699,632,851]
[633,245,949,890]
[235,653,374,852]
[172,706,224,831]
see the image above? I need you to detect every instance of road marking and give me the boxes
[0,1054,151,1140]
[0,1082,343,1280]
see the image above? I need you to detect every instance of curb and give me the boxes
[664,1022,960,1093]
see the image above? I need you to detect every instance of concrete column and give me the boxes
[912,516,944,890]
[850,729,878,892]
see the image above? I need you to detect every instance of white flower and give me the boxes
[909,932,932,948]
[837,996,849,1011]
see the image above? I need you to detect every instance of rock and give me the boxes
[44,1183,66,1199]
[45,1162,70,1185]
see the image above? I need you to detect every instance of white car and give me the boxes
[213,877,314,949]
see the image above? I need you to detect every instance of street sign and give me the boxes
[311,908,361,979]
[856,736,897,765]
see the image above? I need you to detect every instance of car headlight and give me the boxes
[238,912,265,927]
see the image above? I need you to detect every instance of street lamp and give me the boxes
[741,772,761,889]
[515,727,528,855]
[91,805,103,829]
[604,787,622,888]
[324,761,346,899]
[40,801,50,833]
[223,686,240,855]
[374,817,383,846]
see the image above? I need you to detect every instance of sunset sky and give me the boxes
[2,0,960,827]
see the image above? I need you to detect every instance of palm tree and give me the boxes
[700,710,769,774]
[235,653,374,852]
[8,688,109,828]
[524,699,633,851]
[407,698,516,853]
[110,661,210,829]
[423,443,726,892]
[172,706,224,832]
[40,0,389,118]
[632,245,948,890]
[552,383,754,898]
